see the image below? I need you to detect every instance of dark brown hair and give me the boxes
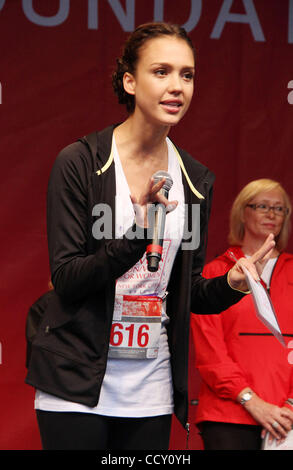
[112,22,196,113]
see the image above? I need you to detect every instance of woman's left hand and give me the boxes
[261,406,293,445]
[227,234,275,292]
[244,396,293,442]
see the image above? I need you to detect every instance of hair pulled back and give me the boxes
[112,22,195,114]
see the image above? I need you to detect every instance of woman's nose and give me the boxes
[168,73,182,93]
[267,207,276,218]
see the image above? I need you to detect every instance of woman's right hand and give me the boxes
[130,177,178,228]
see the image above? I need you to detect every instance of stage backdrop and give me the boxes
[0,0,292,450]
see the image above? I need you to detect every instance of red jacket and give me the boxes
[191,247,293,425]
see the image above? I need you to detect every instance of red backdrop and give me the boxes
[0,0,292,450]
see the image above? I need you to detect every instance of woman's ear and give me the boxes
[123,72,136,96]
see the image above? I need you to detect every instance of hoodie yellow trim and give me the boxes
[96,139,205,200]
[171,142,205,200]
[96,147,114,175]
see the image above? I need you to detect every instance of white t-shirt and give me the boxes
[35,136,185,417]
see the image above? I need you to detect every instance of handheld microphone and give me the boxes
[147,170,173,272]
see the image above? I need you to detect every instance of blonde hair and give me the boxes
[228,179,292,252]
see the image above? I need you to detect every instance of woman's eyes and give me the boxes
[154,69,167,76]
[153,69,194,80]
[182,71,194,81]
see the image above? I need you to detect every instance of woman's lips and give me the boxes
[160,100,183,113]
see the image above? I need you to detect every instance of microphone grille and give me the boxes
[152,170,173,191]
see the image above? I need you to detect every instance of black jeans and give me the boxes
[200,421,262,450]
[36,410,172,450]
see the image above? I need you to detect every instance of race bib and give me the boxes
[108,295,162,359]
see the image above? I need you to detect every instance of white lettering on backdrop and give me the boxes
[0,0,292,43]
[211,0,265,42]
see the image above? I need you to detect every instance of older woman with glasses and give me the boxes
[191,178,293,450]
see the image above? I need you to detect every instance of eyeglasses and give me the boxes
[246,203,289,217]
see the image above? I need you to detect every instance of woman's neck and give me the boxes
[113,115,170,200]
[114,115,170,166]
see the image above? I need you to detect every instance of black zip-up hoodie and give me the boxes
[26,125,243,429]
